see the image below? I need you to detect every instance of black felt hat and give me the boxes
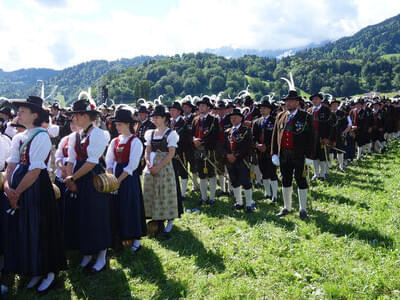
[0,106,13,117]
[258,99,275,110]
[309,93,323,101]
[228,108,244,118]
[109,108,137,123]
[150,105,170,118]
[12,96,47,117]
[196,96,214,108]
[65,99,100,115]
[283,90,302,101]
[168,101,183,112]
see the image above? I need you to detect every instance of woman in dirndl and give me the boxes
[2,96,66,294]
[143,105,179,240]
[105,108,147,252]
[64,98,112,274]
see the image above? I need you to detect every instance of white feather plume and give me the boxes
[281,72,296,91]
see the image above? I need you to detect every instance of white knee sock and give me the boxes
[165,220,173,233]
[320,161,327,177]
[209,177,217,200]
[263,179,271,196]
[93,249,107,271]
[337,153,344,168]
[328,153,334,167]
[192,173,199,191]
[244,188,253,207]
[219,175,226,192]
[298,188,308,212]
[80,255,93,268]
[181,179,188,197]
[367,143,372,153]
[254,165,262,184]
[313,160,320,177]
[282,186,293,211]
[233,187,243,205]
[199,178,208,200]
[37,272,55,292]
[357,146,362,159]
[270,180,278,198]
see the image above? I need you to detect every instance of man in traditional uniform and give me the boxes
[169,101,192,200]
[182,97,198,192]
[271,90,314,220]
[329,98,350,171]
[192,96,219,205]
[308,93,333,181]
[215,100,231,196]
[349,98,370,161]
[252,99,279,203]
[224,108,254,212]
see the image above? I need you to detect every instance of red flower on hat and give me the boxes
[90,103,95,110]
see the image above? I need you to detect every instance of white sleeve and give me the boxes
[0,136,10,170]
[105,138,116,169]
[7,133,22,164]
[104,130,111,143]
[123,137,143,175]
[48,125,60,138]
[55,136,68,164]
[167,130,179,148]
[4,123,17,138]
[28,132,52,170]
[67,133,77,164]
[347,116,352,127]
[86,128,108,164]
[144,129,154,147]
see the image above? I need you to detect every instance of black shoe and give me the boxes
[276,208,290,217]
[86,264,107,276]
[156,231,171,241]
[216,190,228,197]
[246,206,255,213]
[311,175,318,182]
[319,176,325,182]
[255,183,262,189]
[207,199,215,205]
[264,194,272,200]
[381,147,386,154]
[232,203,244,210]
[271,197,278,204]
[182,196,186,202]
[299,210,308,220]
[198,199,205,206]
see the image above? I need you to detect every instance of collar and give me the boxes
[313,104,322,111]
[173,115,181,123]
[201,113,208,119]
[288,109,298,117]
[233,123,241,131]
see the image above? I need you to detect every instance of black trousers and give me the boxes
[314,133,326,161]
[215,144,226,176]
[257,151,278,180]
[194,148,216,179]
[279,149,308,189]
[226,159,252,189]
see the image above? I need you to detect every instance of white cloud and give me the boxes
[0,0,399,71]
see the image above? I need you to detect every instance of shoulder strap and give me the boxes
[19,129,47,156]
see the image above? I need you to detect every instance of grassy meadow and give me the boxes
[3,139,400,299]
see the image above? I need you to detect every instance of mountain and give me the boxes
[297,13,400,60]
[0,68,58,99]
[0,56,163,104]
[204,41,331,59]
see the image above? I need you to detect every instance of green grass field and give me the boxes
[3,139,400,299]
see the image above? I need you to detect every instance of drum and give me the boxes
[53,183,61,200]
[93,173,119,193]
[0,172,4,191]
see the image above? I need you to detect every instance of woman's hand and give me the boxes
[149,165,160,175]
[8,189,20,210]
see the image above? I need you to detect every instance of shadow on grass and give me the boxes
[115,247,187,300]
[159,226,225,273]
[309,189,370,210]
[185,190,296,232]
[310,209,394,249]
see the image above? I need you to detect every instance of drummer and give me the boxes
[64,98,112,274]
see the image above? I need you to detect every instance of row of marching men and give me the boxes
[0,95,182,295]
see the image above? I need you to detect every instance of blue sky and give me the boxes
[0,0,399,71]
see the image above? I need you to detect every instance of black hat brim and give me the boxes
[13,101,46,117]
[109,117,138,123]
[65,109,100,115]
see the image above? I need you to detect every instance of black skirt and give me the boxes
[73,161,112,254]
[112,162,147,240]
[3,164,66,276]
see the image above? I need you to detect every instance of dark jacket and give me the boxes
[191,114,219,151]
[224,124,252,161]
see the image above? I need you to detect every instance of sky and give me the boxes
[0,0,399,71]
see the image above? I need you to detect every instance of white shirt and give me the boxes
[312,104,322,113]
[105,134,143,176]
[0,134,11,171]
[143,128,179,173]
[47,123,60,138]
[67,126,109,164]
[54,135,70,178]
[347,116,353,127]
[4,121,17,138]
[7,127,52,171]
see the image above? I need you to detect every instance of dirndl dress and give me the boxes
[143,129,178,221]
[3,131,66,276]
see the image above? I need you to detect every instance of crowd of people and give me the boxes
[0,77,399,296]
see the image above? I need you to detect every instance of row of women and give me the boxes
[0,96,179,295]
